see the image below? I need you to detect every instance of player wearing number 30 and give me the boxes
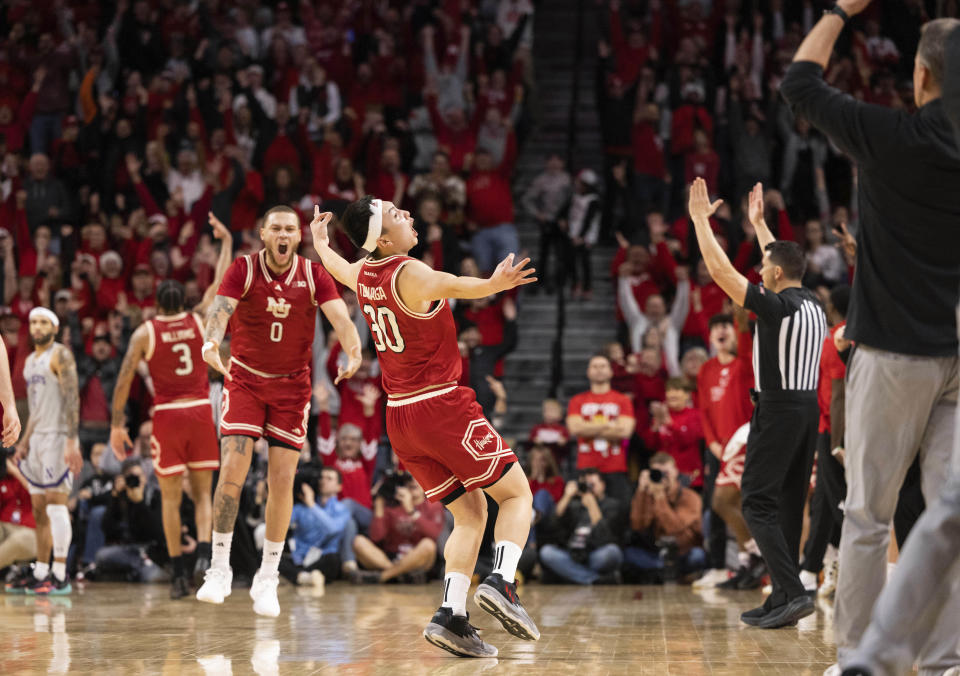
[313,197,540,658]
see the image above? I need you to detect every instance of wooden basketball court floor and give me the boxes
[1,582,837,675]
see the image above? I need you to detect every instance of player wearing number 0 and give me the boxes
[197,205,362,618]
[312,197,540,658]
[110,212,234,599]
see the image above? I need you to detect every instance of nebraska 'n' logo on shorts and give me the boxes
[461,419,512,461]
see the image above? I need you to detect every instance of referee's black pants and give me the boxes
[741,392,818,604]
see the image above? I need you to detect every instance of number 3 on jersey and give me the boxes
[363,305,405,353]
[172,343,193,375]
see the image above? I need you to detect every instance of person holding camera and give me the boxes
[92,459,167,583]
[625,453,705,582]
[351,474,445,583]
[538,469,624,585]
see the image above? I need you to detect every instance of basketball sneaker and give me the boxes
[197,566,233,604]
[250,570,281,617]
[692,568,730,589]
[474,573,540,641]
[4,566,36,594]
[423,607,498,658]
[170,574,191,600]
[194,556,211,588]
[27,576,72,595]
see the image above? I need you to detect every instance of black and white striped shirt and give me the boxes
[744,284,827,393]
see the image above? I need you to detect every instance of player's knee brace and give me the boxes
[45,504,72,557]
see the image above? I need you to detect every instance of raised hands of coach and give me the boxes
[2,405,20,448]
[688,177,723,222]
[490,254,537,293]
[110,425,133,462]
[310,205,334,249]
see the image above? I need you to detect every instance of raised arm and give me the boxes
[618,274,649,353]
[747,182,776,251]
[396,254,535,306]
[110,324,149,459]
[50,344,82,474]
[0,339,20,446]
[310,208,364,290]
[202,295,238,380]
[194,212,235,316]
[688,178,748,305]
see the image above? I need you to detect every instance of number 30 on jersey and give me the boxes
[363,305,405,353]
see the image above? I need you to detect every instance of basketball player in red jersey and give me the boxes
[110,214,234,599]
[197,205,362,618]
[311,197,539,658]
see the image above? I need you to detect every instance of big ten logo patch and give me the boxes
[461,419,512,461]
[266,297,291,319]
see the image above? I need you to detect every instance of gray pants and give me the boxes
[835,346,959,670]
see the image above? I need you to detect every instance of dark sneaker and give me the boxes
[423,607,498,658]
[736,556,767,590]
[474,573,540,641]
[193,557,211,588]
[755,595,815,629]
[27,576,72,596]
[741,594,776,625]
[4,566,36,594]
[349,570,383,585]
[716,567,747,590]
[170,574,191,600]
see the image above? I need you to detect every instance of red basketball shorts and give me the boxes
[716,422,750,490]
[220,365,311,449]
[387,385,517,504]
[151,400,220,477]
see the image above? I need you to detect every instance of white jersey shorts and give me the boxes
[19,431,72,495]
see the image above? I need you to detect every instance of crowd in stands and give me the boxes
[0,0,950,589]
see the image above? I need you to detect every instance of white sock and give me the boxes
[34,561,50,580]
[737,550,751,568]
[259,539,284,574]
[745,539,761,558]
[52,561,67,582]
[440,572,470,617]
[212,531,233,570]
[492,540,522,583]
[824,544,838,563]
[800,569,818,590]
[46,504,72,563]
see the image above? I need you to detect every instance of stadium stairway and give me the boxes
[501,0,618,443]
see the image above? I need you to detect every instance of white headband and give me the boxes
[29,306,59,329]
[362,199,383,251]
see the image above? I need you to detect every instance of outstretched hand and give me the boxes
[747,182,766,230]
[202,342,232,382]
[109,425,132,462]
[335,343,362,385]
[688,177,723,222]
[208,211,232,242]
[310,205,334,249]
[490,254,537,293]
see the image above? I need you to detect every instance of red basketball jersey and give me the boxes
[356,255,461,395]
[145,313,210,405]
[218,250,340,377]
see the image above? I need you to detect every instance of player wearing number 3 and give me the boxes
[110,212,235,599]
[313,196,540,658]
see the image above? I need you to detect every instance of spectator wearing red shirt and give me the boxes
[465,148,520,274]
[642,378,704,489]
[608,0,658,86]
[353,477,445,583]
[566,354,636,502]
[0,466,37,569]
[317,410,378,512]
[683,261,728,346]
[684,129,719,190]
[366,146,408,212]
[631,102,668,215]
[528,399,570,468]
[326,342,382,430]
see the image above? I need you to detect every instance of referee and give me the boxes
[688,178,827,629]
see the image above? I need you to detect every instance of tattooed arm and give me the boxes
[109,324,148,460]
[50,344,83,474]
[202,295,238,380]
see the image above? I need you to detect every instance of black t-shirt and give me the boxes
[744,283,827,393]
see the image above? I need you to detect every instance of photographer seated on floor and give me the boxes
[281,467,359,587]
[538,468,624,585]
[625,453,706,583]
[351,472,445,584]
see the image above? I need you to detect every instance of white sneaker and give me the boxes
[822,664,840,676]
[819,557,839,599]
[250,570,281,618]
[762,583,773,595]
[692,569,729,589]
[197,567,233,604]
[198,655,233,676]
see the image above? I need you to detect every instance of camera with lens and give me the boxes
[376,470,412,506]
[124,473,141,489]
[577,479,589,495]
[649,469,663,483]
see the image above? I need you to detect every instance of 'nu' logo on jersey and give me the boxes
[266,297,291,319]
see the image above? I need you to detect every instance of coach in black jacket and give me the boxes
[779,1,960,672]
